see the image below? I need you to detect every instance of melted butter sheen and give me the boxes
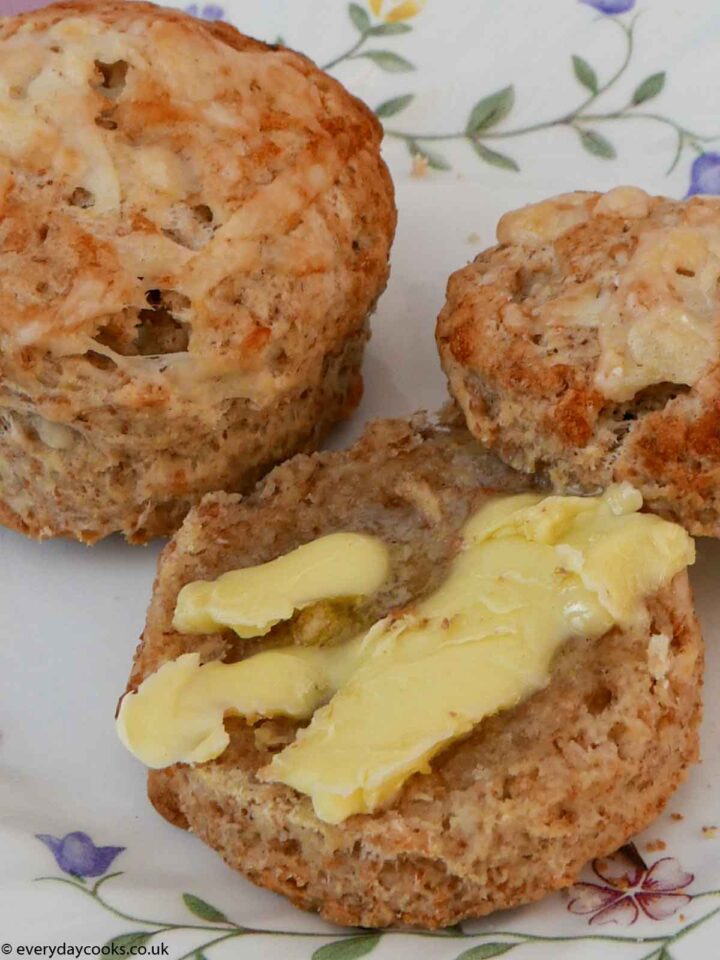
[117,485,694,824]
[173,532,390,639]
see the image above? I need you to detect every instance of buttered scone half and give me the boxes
[117,412,703,930]
[0,0,395,543]
[438,187,720,536]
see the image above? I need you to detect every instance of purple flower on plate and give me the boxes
[36,832,125,879]
[568,845,693,926]
[581,0,636,13]
[185,3,225,20]
[686,153,720,197]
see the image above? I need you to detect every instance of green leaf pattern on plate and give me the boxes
[104,933,153,950]
[368,22,412,35]
[466,86,515,134]
[454,945,517,959]
[578,128,617,158]
[572,54,598,94]
[632,71,666,104]
[348,2,371,32]
[357,49,414,71]
[182,893,229,923]
[312,935,382,960]
[407,138,451,170]
[322,0,718,178]
[375,93,415,117]
[471,141,520,171]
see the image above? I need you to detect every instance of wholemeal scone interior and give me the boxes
[437,186,720,537]
[119,413,703,930]
[128,413,529,685]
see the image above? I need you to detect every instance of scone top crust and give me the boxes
[0,1,395,412]
[437,188,720,534]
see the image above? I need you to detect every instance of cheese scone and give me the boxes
[0,0,395,543]
[438,187,720,536]
[118,413,702,929]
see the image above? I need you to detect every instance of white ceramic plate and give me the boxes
[2,1,720,957]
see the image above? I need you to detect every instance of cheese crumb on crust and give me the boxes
[648,632,671,688]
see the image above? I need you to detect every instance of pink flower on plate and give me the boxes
[568,844,694,926]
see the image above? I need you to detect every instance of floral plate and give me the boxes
[2,1,720,958]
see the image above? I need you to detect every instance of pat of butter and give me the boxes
[173,533,390,638]
[116,643,364,768]
[117,486,694,824]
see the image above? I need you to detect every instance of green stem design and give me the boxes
[571,15,636,115]
[322,33,368,71]
[635,905,720,960]
[33,872,720,958]
[173,933,238,960]
[382,12,719,173]
[35,877,239,934]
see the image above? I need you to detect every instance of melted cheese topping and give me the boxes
[117,485,694,823]
[0,16,328,239]
[595,224,720,400]
[0,7,376,407]
[498,188,720,402]
[497,191,597,246]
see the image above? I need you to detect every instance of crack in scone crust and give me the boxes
[128,414,703,929]
[437,190,720,536]
[0,1,395,541]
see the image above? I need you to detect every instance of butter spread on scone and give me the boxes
[117,484,694,823]
[173,533,390,637]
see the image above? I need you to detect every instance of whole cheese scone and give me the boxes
[118,412,702,929]
[0,0,395,543]
[438,187,720,536]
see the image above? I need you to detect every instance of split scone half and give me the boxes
[0,0,395,543]
[438,187,720,536]
[118,413,703,929]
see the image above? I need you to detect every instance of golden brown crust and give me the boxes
[0,0,396,541]
[126,414,703,929]
[437,190,720,535]
[0,498,30,537]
